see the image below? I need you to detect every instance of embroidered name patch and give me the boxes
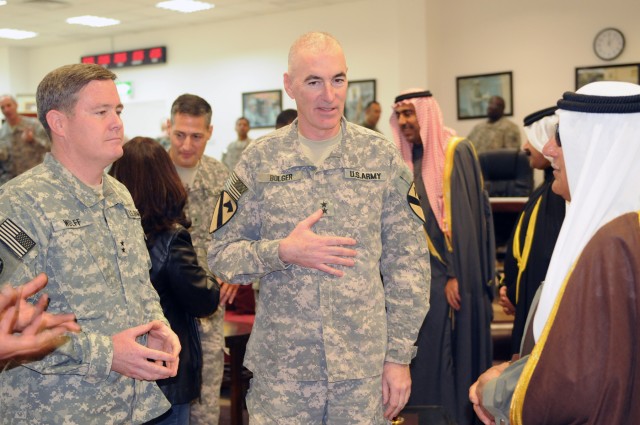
[344,169,385,180]
[62,218,83,228]
[210,173,248,233]
[125,209,141,219]
[257,171,303,183]
[0,218,36,259]
[407,183,426,224]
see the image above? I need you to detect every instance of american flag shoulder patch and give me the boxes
[0,218,36,259]
[224,172,248,202]
[209,173,247,234]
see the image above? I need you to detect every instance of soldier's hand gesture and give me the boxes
[278,209,357,277]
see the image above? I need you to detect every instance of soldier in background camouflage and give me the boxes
[467,95,521,154]
[0,64,180,424]
[221,117,252,171]
[167,94,237,425]
[0,95,51,185]
[209,32,430,424]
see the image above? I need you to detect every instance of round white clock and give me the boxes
[593,28,625,61]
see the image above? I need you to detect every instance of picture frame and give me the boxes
[15,94,38,114]
[345,79,376,124]
[456,71,513,120]
[242,90,282,128]
[575,63,640,90]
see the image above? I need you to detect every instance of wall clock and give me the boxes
[593,28,625,61]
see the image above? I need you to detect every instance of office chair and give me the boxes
[478,148,533,197]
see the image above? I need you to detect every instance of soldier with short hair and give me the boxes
[0,94,51,185]
[167,93,236,425]
[209,32,430,424]
[0,63,180,424]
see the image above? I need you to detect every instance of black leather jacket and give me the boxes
[148,224,220,404]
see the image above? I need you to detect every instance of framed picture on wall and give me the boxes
[456,71,513,120]
[345,79,376,124]
[15,94,37,114]
[242,90,282,128]
[575,63,640,90]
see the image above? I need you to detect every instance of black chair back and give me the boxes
[478,148,533,197]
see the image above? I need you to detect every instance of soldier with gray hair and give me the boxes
[209,32,429,423]
[0,94,50,185]
[0,63,180,423]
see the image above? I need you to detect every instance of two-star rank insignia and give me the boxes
[407,183,426,224]
[210,172,248,233]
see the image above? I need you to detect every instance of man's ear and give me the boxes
[283,72,295,100]
[46,110,66,138]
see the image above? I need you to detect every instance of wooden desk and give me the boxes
[490,196,528,213]
[224,317,253,425]
[490,197,528,250]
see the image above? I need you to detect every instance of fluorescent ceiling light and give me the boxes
[0,28,38,40]
[0,1,7,6]
[66,15,120,28]
[156,0,214,13]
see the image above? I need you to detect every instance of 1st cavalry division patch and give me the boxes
[407,183,426,223]
[210,172,248,233]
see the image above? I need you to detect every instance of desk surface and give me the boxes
[223,316,253,340]
[490,197,528,213]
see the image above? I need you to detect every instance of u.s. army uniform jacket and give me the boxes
[0,154,170,424]
[182,154,228,348]
[208,119,430,382]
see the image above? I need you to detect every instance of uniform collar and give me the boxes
[43,153,120,208]
[276,118,361,172]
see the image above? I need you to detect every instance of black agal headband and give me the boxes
[394,91,432,104]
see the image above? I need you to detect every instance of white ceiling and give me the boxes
[0,0,359,48]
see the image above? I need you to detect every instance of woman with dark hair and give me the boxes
[110,137,219,425]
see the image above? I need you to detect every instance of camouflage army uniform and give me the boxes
[0,154,170,424]
[209,119,430,422]
[184,154,229,425]
[0,115,51,184]
[467,116,521,153]
[221,138,252,171]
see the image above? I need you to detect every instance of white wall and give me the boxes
[426,0,640,139]
[4,0,640,160]
[0,47,29,97]
[16,0,429,160]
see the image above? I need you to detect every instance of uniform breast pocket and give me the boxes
[45,217,110,319]
[258,171,308,237]
[333,169,386,224]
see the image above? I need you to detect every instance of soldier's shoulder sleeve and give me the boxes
[209,156,254,234]
[389,153,425,226]
[0,189,42,285]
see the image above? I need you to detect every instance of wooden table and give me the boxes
[223,317,253,425]
[490,196,528,213]
[490,197,528,250]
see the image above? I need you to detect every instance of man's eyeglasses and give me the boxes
[555,124,562,147]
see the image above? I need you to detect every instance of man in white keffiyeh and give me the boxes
[471,81,640,425]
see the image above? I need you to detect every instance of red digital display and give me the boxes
[113,52,128,64]
[97,54,111,65]
[80,47,166,69]
[149,48,163,60]
[132,50,145,62]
